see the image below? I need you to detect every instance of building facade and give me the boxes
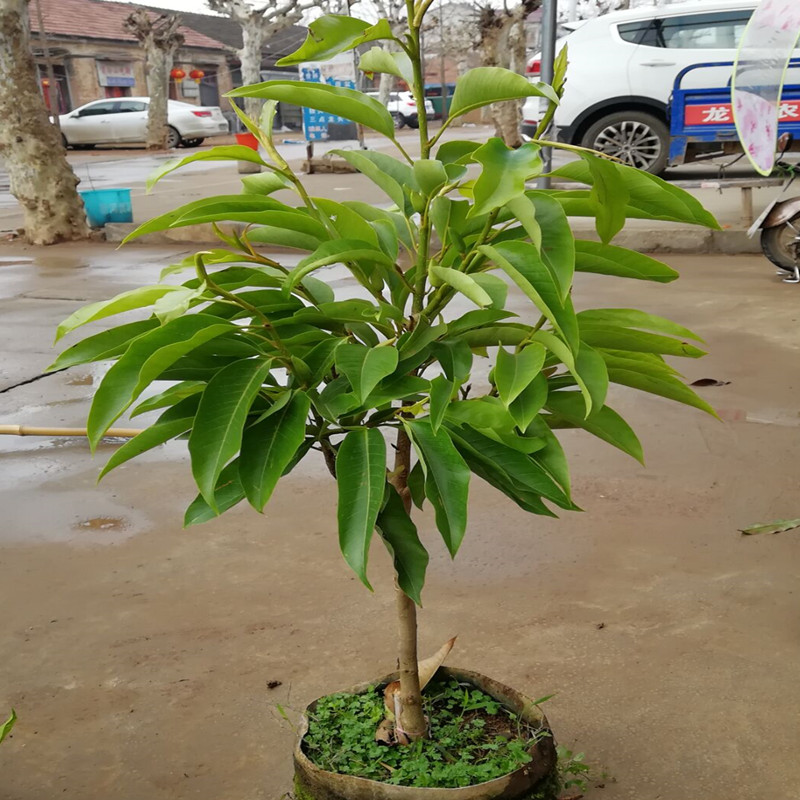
[29,0,233,114]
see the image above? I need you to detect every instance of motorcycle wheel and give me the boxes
[761,211,800,272]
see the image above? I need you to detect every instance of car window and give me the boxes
[79,101,118,117]
[625,11,753,50]
[117,101,146,113]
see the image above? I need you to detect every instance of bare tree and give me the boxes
[0,0,88,244]
[207,0,316,122]
[426,2,479,80]
[476,0,540,147]
[363,0,406,105]
[123,10,184,150]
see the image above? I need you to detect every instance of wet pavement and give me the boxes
[1,242,800,799]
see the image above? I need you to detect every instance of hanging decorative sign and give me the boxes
[732,0,800,174]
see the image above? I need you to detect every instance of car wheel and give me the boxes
[581,111,669,175]
[406,117,420,130]
[183,138,204,148]
[392,113,406,130]
[166,126,181,149]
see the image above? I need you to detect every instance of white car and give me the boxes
[58,98,229,149]
[368,91,436,129]
[524,0,776,173]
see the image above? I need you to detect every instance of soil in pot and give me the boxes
[301,676,552,789]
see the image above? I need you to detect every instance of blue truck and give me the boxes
[668,58,800,167]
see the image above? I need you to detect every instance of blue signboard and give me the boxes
[300,66,355,141]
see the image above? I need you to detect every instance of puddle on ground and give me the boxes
[73,516,128,533]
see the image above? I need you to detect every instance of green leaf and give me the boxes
[243,210,329,251]
[131,381,205,417]
[428,375,453,434]
[87,316,233,449]
[188,357,272,508]
[122,195,287,243]
[437,140,481,165]
[335,343,399,403]
[578,326,706,358]
[332,149,407,210]
[405,419,470,557]
[228,81,396,139]
[448,67,558,121]
[0,709,16,744]
[578,308,703,342]
[509,374,548,430]
[153,284,205,324]
[494,345,546,406]
[740,518,800,536]
[550,160,720,229]
[470,273,508,310]
[582,153,629,243]
[146,146,267,191]
[574,240,679,283]
[471,139,543,217]
[301,275,336,305]
[240,392,311,511]
[546,391,643,462]
[376,486,429,605]
[575,344,609,414]
[99,415,193,479]
[48,319,158,371]
[430,266,492,308]
[432,340,473,385]
[277,15,393,66]
[184,460,246,526]
[481,242,579,351]
[528,192,575,300]
[530,330,594,415]
[241,171,291,196]
[413,159,449,196]
[606,367,716,415]
[55,286,181,341]
[359,46,414,85]
[286,239,396,293]
[407,460,426,509]
[505,194,542,251]
[336,428,386,589]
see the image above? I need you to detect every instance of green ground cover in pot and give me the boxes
[302,677,549,787]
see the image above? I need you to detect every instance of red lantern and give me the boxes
[170,68,186,83]
[189,69,205,84]
[41,78,50,88]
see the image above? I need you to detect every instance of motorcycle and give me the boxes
[750,133,800,282]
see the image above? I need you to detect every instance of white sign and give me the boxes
[96,61,136,88]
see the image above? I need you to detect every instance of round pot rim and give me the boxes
[293,666,556,798]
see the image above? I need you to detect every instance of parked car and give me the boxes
[367,90,436,129]
[58,98,229,149]
[523,0,763,173]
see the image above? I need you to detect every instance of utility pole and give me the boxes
[34,0,60,129]
[438,0,447,122]
[537,0,557,189]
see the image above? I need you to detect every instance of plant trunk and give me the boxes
[0,0,88,245]
[144,46,171,150]
[391,428,427,741]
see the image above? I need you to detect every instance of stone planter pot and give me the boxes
[294,667,558,800]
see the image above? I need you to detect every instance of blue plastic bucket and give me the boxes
[79,188,133,228]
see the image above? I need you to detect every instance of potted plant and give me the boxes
[52,3,717,796]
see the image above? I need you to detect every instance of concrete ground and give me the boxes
[1,241,799,799]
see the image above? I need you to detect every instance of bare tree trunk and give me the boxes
[378,55,394,107]
[145,47,171,150]
[0,0,88,245]
[123,11,183,151]
[238,20,265,122]
[390,428,427,741]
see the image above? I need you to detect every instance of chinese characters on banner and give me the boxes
[732,0,800,174]
[687,100,800,126]
[299,53,357,142]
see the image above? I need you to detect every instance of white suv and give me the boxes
[524,0,760,173]
[368,91,436,129]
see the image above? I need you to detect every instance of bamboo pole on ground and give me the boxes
[0,426,141,438]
